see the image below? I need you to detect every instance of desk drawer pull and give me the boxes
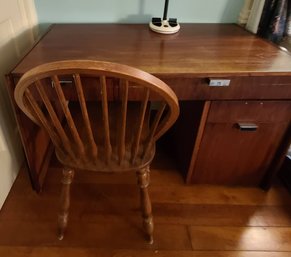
[208,78,231,87]
[237,123,258,131]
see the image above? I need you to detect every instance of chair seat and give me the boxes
[55,101,155,172]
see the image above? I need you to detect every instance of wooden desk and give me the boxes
[6,24,291,191]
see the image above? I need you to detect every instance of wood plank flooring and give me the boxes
[1,151,291,256]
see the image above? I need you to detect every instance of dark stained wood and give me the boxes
[186,101,210,183]
[262,125,291,190]
[161,76,291,100]
[6,24,291,190]
[190,101,291,185]
[5,74,52,192]
[161,101,205,179]
[11,24,291,77]
[189,226,291,251]
[1,247,291,257]
[2,156,291,256]
[206,101,291,123]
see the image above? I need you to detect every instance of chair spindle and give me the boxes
[118,79,129,164]
[100,75,112,163]
[52,75,86,158]
[74,74,98,159]
[131,87,150,164]
[36,81,76,159]
[24,89,63,151]
[143,102,166,159]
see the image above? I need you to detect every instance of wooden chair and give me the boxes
[14,60,179,244]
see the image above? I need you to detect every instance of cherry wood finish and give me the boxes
[10,24,291,77]
[186,101,211,183]
[2,158,291,256]
[14,60,179,242]
[161,101,205,179]
[6,24,291,189]
[189,101,291,185]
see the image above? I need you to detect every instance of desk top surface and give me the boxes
[12,24,291,77]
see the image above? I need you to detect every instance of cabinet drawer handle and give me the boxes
[237,123,258,131]
[208,78,231,87]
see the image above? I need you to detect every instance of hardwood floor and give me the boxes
[1,150,291,256]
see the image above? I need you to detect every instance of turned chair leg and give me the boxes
[136,166,154,244]
[58,167,74,240]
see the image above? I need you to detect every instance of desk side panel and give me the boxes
[5,74,53,191]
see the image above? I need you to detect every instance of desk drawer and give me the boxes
[161,76,291,100]
[189,100,291,185]
[207,101,291,123]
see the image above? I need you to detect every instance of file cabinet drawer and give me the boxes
[189,100,291,185]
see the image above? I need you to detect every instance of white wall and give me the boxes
[0,0,38,209]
